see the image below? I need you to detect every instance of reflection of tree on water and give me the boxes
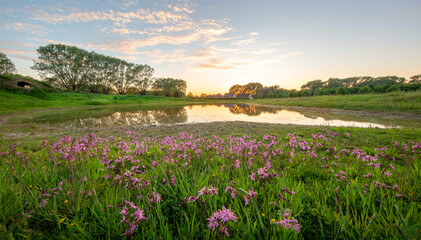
[52,107,188,129]
[151,108,188,124]
[226,104,280,116]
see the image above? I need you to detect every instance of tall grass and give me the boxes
[1,128,420,239]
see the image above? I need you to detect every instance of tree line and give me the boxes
[0,45,187,97]
[227,75,421,99]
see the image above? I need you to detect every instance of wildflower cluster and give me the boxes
[275,212,301,232]
[110,201,148,236]
[207,206,238,237]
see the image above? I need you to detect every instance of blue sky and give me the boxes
[1,0,420,94]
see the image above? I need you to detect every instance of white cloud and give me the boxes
[269,42,285,46]
[234,38,257,46]
[249,32,259,36]
[88,19,232,54]
[132,45,301,72]
[31,38,86,48]
[30,6,192,26]
[0,48,36,55]
[0,22,45,34]
[0,41,34,47]
[0,48,36,61]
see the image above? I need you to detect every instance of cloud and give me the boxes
[5,54,36,61]
[0,41,34,47]
[0,48,36,61]
[270,42,285,46]
[133,44,301,72]
[117,55,138,61]
[123,0,139,8]
[234,38,257,46]
[88,20,232,54]
[0,48,36,55]
[6,1,298,72]
[31,6,191,26]
[111,27,147,35]
[194,60,251,70]
[0,22,45,34]
[168,4,194,14]
[31,38,85,48]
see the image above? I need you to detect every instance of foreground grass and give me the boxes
[253,91,421,114]
[1,126,420,239]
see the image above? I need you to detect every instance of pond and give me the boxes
[15,104,421,129]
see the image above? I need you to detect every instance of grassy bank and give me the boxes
[0,90,228,115]
[1,125,420,239]
[252,91,421,114]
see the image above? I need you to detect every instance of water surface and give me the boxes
[18,104,421,129]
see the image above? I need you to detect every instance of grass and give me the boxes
[0,91,184,114]
[0,90,239,115]
[0,126,420,239]
[252,91,421,114]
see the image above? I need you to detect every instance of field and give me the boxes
[1,124,420,239]
[252,91,421,114]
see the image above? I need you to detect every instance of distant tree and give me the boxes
[132,64,154,95]
[0,52,17,74]
[385,84,401,93]
[301,90,311,96]
[187,92,194,98]
[243,82,263,95]
[336,87,350,95]
[152,78,187,97]
[229,84,244,95]
[358,85,372,94]
[32,44,91,91]
[301,79,323,91]
[289,90,297,97]
[409,74,421,84]
[200,93,207,98]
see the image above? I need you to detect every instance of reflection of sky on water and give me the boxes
[185,105,389,128]
[38,104,401,129]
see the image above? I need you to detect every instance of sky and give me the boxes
[0,0,420,95]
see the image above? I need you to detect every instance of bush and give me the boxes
[385,84,401,93]
[358,85,373,94]
[336,87,350,95]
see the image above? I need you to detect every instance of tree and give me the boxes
[301,80,323,91]
[409,75,421,84]
[0,52,17,74]
[358,85,372,94]
[152,78,187,97]
[243,82,263,95]
[132,64,154,95]
[229,84,244,95]
[32,44,91,91]
[336,87,350,95]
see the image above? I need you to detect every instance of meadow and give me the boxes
[252,90,421,114]
[1,126,420,239]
